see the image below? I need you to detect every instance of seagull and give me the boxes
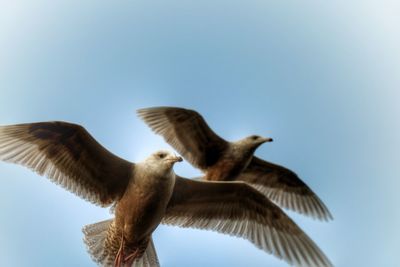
[0,121,333,267]
[137,107,333,221]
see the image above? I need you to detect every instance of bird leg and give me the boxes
[123,242,147,267]
[123,249,140,266]
[114,234,148,267]
[114,233,125,267]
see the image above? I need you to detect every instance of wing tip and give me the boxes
[137,106,195,116]
[136,107,167,120]
[255,185,334,222]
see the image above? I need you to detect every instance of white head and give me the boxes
[142,150,183,177]
[235,135,273,154]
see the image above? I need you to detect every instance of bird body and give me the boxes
[205,142,254,181]
[114,155,176,248]
[108,152,180,266]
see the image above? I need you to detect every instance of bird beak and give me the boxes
[261,137,273,143]
[168,156,183,163]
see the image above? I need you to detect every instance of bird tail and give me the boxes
[82,219,160,267]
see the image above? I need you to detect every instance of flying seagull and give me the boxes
[0,121,333,267]
[137,107,333,221]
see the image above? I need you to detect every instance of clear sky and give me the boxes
[0,1,399,266]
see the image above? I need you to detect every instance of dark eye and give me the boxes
[158,153,166,159]
[251,136,259,140]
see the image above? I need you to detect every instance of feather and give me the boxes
[0,122,134,206]
[163,177,333,267]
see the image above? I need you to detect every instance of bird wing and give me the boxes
[163,176,333,267]
[0,121,133,206]
[237,157,333,221]
[137,107,228,170]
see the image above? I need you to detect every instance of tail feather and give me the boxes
[132,239,160,267]
[82,219,114,266]
[82,219,160,267]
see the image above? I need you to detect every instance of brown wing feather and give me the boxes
[0,121,133,206]
[238,157,333,221]
[137,107,228,170]
[163,176,333,267]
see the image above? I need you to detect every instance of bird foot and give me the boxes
[114,233,147,267]
[123,249,140,266]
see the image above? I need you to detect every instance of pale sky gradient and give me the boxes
[0,1,399,266]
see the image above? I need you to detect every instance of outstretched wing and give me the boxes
[0,121,133,206]
[163,176,333,267]
[237,157,333,221]
[137,107,228,170]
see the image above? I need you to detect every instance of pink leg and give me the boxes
[123,249,140,267]
[124,241,148,267]
[114,233,125,267]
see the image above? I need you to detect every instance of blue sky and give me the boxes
[0,1,399,266]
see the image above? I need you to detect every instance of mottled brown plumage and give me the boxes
[0,121,132,206]
[0,121,333,267]
[0,122,170,266]
[137,107,333,221]
[164,177,333,267]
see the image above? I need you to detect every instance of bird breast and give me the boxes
[206,146,253,181]
[115,168,176,243]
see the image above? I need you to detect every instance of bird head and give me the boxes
[237,135,273,153]
[145,150,183,172]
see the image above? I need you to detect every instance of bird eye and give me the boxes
[158,153,166,159]
[251,136,259,140]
